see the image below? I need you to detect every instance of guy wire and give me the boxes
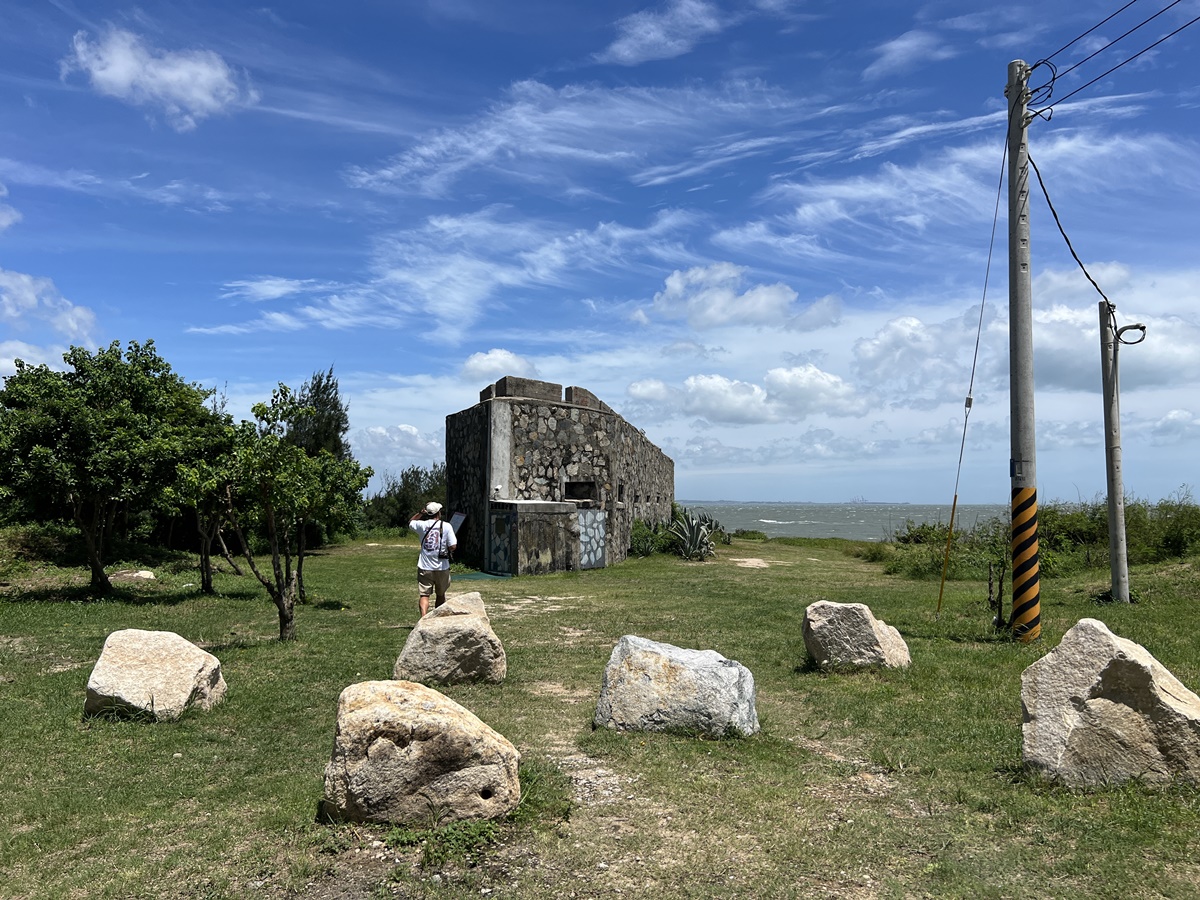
[936,130,1008,617]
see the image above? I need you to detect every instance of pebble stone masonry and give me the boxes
[446,376,674,575]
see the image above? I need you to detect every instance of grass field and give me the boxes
[3,531,1200,899]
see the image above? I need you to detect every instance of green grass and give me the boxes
[3,531,1200,898]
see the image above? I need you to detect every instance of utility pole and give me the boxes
[1006,60,1041,642]
[1098,301,1146,603]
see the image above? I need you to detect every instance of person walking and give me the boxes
[409,501,457,617]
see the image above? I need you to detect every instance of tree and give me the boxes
[0,340,214,592]
[287,366,350,460]
[363,463,447,529]
[170,412,235,594]
[220,386,371,640]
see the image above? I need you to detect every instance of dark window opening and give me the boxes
[565,481,597,502]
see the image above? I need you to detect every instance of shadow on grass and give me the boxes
[0,582,262,607]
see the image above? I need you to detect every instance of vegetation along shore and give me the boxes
[3,492,1200,898]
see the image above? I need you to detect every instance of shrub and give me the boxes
[732,529,768,541]
[668,507,716,561]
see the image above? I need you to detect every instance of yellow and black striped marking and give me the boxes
[1010,487,1041,642]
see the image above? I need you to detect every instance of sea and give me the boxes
[679,501,1010,542]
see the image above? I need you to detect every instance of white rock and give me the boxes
[321,680,521,825]
[1022,617,1200,786]
[593,635,759,738]
[394,592,506,685]
[84,629,226,720]
[802,600,911,670]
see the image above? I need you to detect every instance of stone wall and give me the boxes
[446,378,674,574]
[445,402,489,569]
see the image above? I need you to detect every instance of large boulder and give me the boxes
[84,629,227,721]
[321,680,521,825]
[1022,618,1200,786]
[802,600,911,670]
[593,635,759,738]
[394,592,506,685]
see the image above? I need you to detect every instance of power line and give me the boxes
[1039,11,1200,112]
[1039,0,1144,63]
[1054,0,1185,81]
[1026,152,1111,306]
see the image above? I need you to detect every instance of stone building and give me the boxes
[446,376,674,575]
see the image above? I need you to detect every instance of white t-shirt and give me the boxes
[410,518,457,571]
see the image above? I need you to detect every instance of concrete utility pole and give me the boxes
[1098,301,1146,603]
[1006,60,1041,642]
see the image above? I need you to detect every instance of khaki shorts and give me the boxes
[418,568,451,603]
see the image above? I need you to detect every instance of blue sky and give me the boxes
[2,0,1198,503]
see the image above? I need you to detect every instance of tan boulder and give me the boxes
[1022,617,1200,786]
[321,680,520,825]
[593,635,759,738]
[802,600,910,670]
[394,592,506,685]
[84,629,227,720]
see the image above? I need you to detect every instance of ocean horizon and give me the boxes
[678,500,1009,541]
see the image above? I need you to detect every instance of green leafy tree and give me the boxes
[220,386,371,640]
[287,366,351,460]
[363,463,447,529]
[0,340,214,592]
[169,410,235,594]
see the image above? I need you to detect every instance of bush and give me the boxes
[669,507,717,561]
[877,488,1200,581]
[363,464,446,530]
[732,529,768,541]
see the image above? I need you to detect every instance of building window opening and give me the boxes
[565,481,597,502]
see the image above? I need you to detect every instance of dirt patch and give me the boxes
[492,596,580,616]
[729,558,769,568]
[528,681,593,704]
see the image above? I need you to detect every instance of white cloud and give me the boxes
[0,268,96,343]
[1150,409,1200,444]
[651,262,797,329]
[682,373,773,423]
[461,349,538,382]
[61,27,257,131]
[863,30,958,81]
[0,183,19,232]
[221,277,333,302]
[1,340,63,377]
[345,79,792,196]
[348,424,445,491]
[596,0,725,66]
[764,364,872,418]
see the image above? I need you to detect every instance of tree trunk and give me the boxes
[73,500,112,594]
[197,510,215,594]
[276,594,296,641]
[296,518,308,604]
[216,527,244,576]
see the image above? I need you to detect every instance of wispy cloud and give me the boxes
[862,30,958,81]
[61,27,257,131]
[221,276,339,302]
[0,267,96,344]
[345,79,795,196]
[596,0,726,66]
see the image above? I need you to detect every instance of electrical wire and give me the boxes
[1040,11,1200,112]
[1051,0,1180,82]
[1026,152,1111,306]
[1039,0,1144,63]
[936,127,1009,618]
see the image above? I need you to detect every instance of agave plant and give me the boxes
[669,509,716,560]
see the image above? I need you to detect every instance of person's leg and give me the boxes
[417,569,434,617]
[432,569,450,608]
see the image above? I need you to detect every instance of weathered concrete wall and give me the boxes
[445,402,488,569]
[446,378,674,574]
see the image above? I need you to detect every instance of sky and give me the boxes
[2,0,1198,504]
